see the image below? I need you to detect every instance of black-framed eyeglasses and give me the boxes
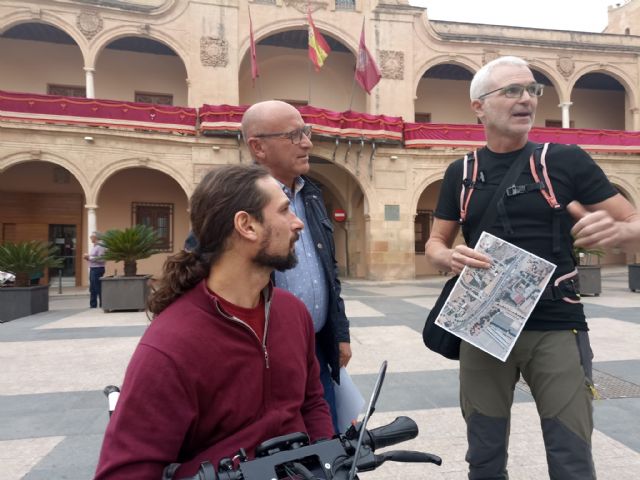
[254,125,313,144]
[478,82,544,100]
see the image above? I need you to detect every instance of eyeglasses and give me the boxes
[254,125,313,144]
[478,82,544,100]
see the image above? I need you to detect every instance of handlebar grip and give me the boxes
[366,416,418,451]
[378,450,442,466]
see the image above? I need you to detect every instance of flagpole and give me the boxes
[348,19,365,111]
[308,50,312,105]
[348,71,357,111]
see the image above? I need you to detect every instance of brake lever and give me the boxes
[373,450,442,468]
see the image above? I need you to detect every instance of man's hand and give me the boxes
[449,244,492,275]
[338,342,352,368]
[567,200,639,252]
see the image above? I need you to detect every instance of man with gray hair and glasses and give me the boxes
[426,56,639,479]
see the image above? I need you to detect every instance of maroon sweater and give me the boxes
[95,281,333,479]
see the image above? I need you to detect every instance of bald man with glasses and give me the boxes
[426,56,639,479]
[242,100,352,434]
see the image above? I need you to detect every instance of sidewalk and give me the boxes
[1,268,639,479]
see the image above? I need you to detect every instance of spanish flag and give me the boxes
[308,8,331,71]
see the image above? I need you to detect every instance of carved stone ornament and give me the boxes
[482,50,500,65]
[379,50,404,80]
[200,36,229,68]
[77,11,103,40]
[557,56,575,78]
[283,0,327,14]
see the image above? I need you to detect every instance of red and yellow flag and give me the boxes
[307,8,331,71]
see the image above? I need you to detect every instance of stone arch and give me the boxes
[413,55,480,99]
[0,151,90,200]
[411,170,448,215]
[237,19,358,64]
[309,143,373,210]
[606,175,638,207]
[527,60,566,101]
[91,158,191,205]
[569,64,638,109]
[87,25,190,73]
[0,14,89,66]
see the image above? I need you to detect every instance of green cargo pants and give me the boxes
[459,330,596,480]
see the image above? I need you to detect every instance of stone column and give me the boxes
[86,205,97,242]
[84,67,95,98]
[559,102,573,128]
[630,107,640,131]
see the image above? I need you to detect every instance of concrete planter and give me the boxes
[628,264,640,292]
[577,265,601,296]
[0,284,49,322]
[101,275,151,312]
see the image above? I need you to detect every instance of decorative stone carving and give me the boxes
[482,50,500,65]
[283,0,327,14]
[379,50,404,80]
[77,11,103,40]
[557,56,575,78]
[200,36,229,67]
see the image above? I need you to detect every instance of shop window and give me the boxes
[132,203,173,251]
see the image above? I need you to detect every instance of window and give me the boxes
[414,112,432,123]
[278,100,308,108]
[132,203,173,251]
[545,120,575,128]
[135,92,174,105]
[335,0,356,10]
[48,84,86,97]
[414,209,433,253]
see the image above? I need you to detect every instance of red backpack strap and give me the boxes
[459,149,478,223]
[529,142,561,209]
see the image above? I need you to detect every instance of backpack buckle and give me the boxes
[505,184,526,196]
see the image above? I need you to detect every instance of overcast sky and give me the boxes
[409,0,617,33]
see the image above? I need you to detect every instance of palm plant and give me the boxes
[99,225,159,276]
[0,241,63,287]
[573,245,605,266]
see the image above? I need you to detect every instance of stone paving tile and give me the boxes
[0,437,64,480]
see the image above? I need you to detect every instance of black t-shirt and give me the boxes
[435,143,617,331]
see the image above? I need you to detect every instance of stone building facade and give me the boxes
[1,0,639,285]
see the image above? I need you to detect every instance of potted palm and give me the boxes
[0,241,63,322]
[574,246,604,296]
[98,225,159,312]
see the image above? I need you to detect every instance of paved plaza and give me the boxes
[1,267,639,479]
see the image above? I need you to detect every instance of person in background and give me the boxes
[83,231,106,308]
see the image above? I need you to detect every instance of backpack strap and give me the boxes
[459,149,478,223]
[529,142,561,209]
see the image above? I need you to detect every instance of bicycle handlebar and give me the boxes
[177,416,441,480]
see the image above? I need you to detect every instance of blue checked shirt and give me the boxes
[274,177,328,333]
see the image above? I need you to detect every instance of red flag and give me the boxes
[308,8,331,71]
[355,23,381,94]
[249,6,259,86]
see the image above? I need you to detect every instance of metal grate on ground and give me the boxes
[516,369,640,399]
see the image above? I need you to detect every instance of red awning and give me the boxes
[404,122,640,153]
[0,90,197,135]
